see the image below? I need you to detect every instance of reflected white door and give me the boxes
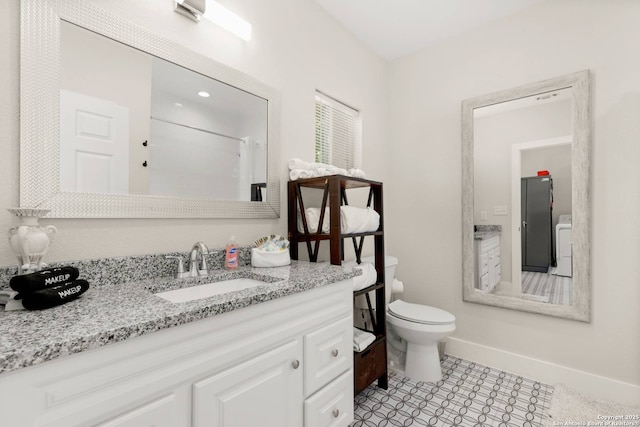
[60,90,130,193]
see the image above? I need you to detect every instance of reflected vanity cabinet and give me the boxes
[287,175,387,396]
[474,233,501,293]
[0,282,354,427]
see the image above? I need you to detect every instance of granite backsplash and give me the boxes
[0,246,254,289]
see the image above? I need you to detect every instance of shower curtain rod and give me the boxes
[151,116,244,142]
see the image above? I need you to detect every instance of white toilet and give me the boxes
[362,255,456,383]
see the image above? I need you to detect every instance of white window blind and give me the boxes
[315,91,361,170]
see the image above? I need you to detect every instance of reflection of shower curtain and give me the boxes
[237,138,266,201]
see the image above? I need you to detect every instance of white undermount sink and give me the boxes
[155,278,269,303]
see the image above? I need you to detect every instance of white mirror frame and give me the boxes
[20,0,280,218]
[462,70,591,322]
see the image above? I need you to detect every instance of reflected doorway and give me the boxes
[511,137,573,305]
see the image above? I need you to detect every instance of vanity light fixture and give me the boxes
[174,102,184,107]
[203,0,252,41]
[174,0,252,41]
[174,0,205,22]
[198,91,210,98]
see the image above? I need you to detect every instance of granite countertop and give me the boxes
[474,231,501,240]
[474,225,502,240]
[0,261,357,375]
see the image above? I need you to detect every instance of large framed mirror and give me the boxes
[462,70,591,322]
[20,0,280,218]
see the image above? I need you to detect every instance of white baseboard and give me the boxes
[446,337,640,407]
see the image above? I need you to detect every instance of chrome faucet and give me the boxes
[189,242,210,277]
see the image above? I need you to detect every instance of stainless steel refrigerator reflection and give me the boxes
[521,176,553,272]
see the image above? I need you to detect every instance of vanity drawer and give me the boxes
[481,235,499,251]
[304,371,353,427]
[479,253,489,272]
[304,315,352,396]
[478,272,489,292]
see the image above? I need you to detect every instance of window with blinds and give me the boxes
[314,91,361,170]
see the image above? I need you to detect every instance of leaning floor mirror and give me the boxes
[461,70,591,322]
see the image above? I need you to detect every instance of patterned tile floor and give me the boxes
[352,356,553,427]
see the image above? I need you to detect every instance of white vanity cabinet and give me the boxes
[193,339,304,427]
[475,234,501,293]
[0,280,354,427]
[94,395,180,427]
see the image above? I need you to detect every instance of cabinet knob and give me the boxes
[332,409,340,418]
[331,349,339,357]
[292,360,300,369]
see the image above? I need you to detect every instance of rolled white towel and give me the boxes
[353,327,376,352]
[327,166,349,176]
[289,169,319,181]
[344,261,377,291]
[288,158,350,178]
[340,206,380,233]
[297,206,380,234]
[297,207,330,233]
[289,158,320,171]
[348,168,366,178]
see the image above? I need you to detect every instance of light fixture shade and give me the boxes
[174,0,206,22]
[174,0,252,41]
[203,0,252,41]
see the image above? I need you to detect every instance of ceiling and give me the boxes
[313,0,545,61]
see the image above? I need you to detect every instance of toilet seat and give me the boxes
[388,300,455,325]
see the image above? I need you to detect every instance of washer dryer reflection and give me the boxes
[556,214,572,277]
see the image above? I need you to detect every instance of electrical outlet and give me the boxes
[480,211,488,221]
[494,206,508,215]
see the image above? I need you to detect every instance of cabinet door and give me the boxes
[95,394,178,427]
[193,339,303,427]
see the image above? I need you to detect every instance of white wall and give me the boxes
[388,0,640,402]
[0,0,389,263]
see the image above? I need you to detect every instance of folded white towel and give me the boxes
[297,207,330,233]
[289,158,343,173]
[348,168,366,178]
[297,206,379,234]
[288,158,364,181]
[353,327,376,352]
[344,261,377,291]
[340,206,380,234]
[288,158,320,171]
[289,169,318,181]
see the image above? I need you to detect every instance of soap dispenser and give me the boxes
[225,236,239,270]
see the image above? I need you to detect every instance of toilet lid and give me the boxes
[388,300,455,325]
